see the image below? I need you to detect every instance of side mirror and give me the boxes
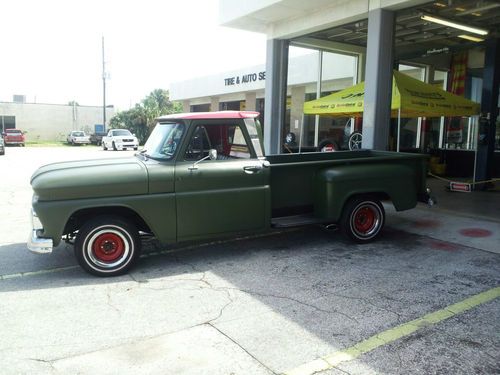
[209,149,217,160]
[189,149,217,171]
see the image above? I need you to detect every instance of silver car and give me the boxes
[67,131,90,145]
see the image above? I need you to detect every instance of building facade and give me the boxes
[0,100,114,142]
[172,0,499,181]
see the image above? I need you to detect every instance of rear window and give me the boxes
[6,129,22,134]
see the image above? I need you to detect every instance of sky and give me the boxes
[0,0,267,110]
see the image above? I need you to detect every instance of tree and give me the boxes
[109,89,182,144]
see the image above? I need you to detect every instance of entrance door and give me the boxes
[175,121,270,241]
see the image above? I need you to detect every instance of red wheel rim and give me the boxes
[92,233,125,262]
[353,206,376,234]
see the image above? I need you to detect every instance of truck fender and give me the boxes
[314,164,418,221]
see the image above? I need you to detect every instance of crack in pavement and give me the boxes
[106,286,121,315]
[324,292,404,323]
[207,322,278,375]
[232,288,359,324]
[26,357,57,373]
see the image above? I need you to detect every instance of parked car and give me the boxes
[0,134,5,155]
[3,129,25,146]
[28,111,434,277]
[67,131,90,145]
[102,129,139,151]
[90,132,107,146]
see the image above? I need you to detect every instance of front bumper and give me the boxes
[116,142,138,150]
[72,139,90,144]
[27,209,53,254]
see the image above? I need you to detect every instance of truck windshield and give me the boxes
[142,122,185,160]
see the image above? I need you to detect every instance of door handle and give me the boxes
[243,165,263,174]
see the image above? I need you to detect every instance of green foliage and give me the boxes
[109,89,182,144]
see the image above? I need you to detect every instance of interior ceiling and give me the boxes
[305,0,500,60]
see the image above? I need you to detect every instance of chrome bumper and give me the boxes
[27,209,53,254]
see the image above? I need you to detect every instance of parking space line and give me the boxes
[0,266,79,280]
[285,287,500,375]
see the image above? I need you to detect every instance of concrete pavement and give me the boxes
[0,146,498,374]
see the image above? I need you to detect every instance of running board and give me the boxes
[271,214,327,228]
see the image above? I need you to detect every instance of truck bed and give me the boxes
[267,150,428,218]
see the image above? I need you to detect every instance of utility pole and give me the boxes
[102,36,107,133]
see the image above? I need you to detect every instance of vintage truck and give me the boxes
[28,111,433,276]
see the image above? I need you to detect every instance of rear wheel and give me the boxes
[74,216,141,277]
[102,142,107,150]
[340,197,385,243]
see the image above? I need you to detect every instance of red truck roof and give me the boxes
[157,111,260,121]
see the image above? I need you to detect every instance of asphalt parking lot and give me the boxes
[0,146,499,374]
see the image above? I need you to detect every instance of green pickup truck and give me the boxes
[28,111,433,276]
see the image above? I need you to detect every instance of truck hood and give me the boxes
[31,157,148,201]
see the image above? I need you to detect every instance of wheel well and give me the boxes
[64,206,152,235]
[342,192,391,211]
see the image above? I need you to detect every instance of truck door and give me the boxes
[175,120,270,241]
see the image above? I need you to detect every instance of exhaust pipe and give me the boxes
[324,223,338,231]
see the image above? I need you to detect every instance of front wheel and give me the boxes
[112,141,117,151]
[340,197,385,243]
[74,216,141,277]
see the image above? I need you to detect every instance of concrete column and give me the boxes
[210,97,220,112]
[290,86,306,144]
[264,39,289,155]
[362,8,395,150]
[182,100,190,113]
[245,92,256,111]
[475,38,500,188]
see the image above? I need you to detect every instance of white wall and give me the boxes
[220,0,430,39]
[0,102,115,141]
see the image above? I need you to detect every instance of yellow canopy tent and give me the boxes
[303,70,480,118]
[303,70,480,151]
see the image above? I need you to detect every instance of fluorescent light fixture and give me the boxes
[457,3,500,16]
[458,34,485,42]
[421,15,489,35]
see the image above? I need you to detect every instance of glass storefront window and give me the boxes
[286,45,356,150]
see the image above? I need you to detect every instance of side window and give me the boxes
[205,124,251,160]
[185,124,252,161]
[184,126,212,161]
[228,126,251,159]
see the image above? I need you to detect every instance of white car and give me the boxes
[102,129,139,151]
[67,131,90,145]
